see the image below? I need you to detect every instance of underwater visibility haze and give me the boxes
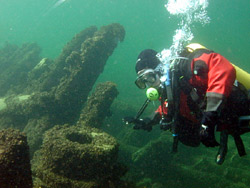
[0,0,250,187]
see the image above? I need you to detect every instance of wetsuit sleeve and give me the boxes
[205,53,236,112]
[190,52,236,126]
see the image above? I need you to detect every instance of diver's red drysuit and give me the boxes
[156,48,237,128]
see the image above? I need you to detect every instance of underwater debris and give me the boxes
[0,128,32,188]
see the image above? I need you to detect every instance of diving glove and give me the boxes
[200,124,219,147]
[122,116,136,125]
[200,111,220,147]
[133,118,152,132]
[159,117,173,131]
[122,117,152,131]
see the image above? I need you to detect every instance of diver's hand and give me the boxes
[122,116,136,125]
[133,118,152,132]
[122,117,152,131]
[159,117,172,131]
[200,124,219,147]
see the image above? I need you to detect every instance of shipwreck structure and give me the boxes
[32,81,128,187]
[0,23,125,153]
[0,23,130,187]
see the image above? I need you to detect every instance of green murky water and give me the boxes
[0,0,250,187]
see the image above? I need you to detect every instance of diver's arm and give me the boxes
[147,111,161,126]
[132,112,161,131]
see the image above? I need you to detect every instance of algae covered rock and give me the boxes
[33,124,126,187]
[0,128,32,188]
[78,81,119,128]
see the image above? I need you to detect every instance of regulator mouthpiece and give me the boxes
[146,87,159,101]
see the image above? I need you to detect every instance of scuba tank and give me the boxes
[231,64,250,90]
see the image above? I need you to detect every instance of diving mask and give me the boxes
[135,69,160,89]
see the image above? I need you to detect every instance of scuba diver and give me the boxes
[123,43,250,165]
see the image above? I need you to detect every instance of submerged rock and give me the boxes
[0,128,32,188]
